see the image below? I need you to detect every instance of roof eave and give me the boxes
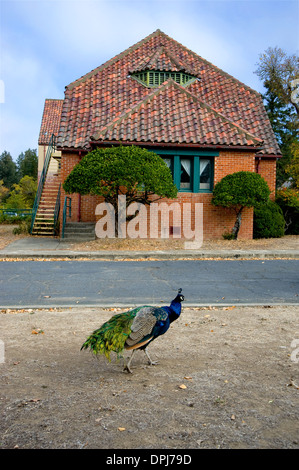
[90,139,263,152]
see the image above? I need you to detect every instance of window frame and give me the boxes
[153,149,217,193]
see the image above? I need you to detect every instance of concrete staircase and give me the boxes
[61,222,96,242]
[31,176,60,236]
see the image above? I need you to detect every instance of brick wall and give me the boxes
[256,157,277,200]
[59,150,276,240]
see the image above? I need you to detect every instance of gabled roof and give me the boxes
[57,29,280,155]
[93,79,263,148]
[39,99,63,145]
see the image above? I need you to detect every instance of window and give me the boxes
[131,70,196,88]
[180,158,192,190]
[200,159,211,190]
[154,149,217,193]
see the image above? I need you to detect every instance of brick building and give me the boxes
[35,30,280,239]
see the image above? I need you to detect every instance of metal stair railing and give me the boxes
[53,183,61,236]
[30,133,56,234]
[62,196,72,238]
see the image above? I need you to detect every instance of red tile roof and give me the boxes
[93,79,263,147]
[57,30,280,155]
[39,99,63,145]
[130,46,194,75]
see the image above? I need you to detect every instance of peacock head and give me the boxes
[168,288,184,321]
[175,288,185,303]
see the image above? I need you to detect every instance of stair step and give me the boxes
[36,211,55,215]
[35,217,54,221]
[63,228,95,234]
[40,200,58,203]
[61,222,95,241]
[34,220,54,227]
[38,208,56,211]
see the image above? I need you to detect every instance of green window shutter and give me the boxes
[173,155,181,190]
[193,156,200,191]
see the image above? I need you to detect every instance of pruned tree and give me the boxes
[211,171,270,239]
[63,146,178,236]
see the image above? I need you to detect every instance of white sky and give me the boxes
[0,0,298,160]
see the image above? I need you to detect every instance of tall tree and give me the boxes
[0,151,17,189]
[0,180,9,204]
[255,47,299,188]
[17,148,38,180]
[263,83,299,187]
[255,46,299,115]
[286,141,299,189]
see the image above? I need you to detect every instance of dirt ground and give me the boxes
[1,224,299,252]
[0,225,29,250]
[0,305,298,449]
[0,225,298,449]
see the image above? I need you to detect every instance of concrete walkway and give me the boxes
[0,237,298,259]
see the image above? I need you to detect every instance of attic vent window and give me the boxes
[132,70,196,87]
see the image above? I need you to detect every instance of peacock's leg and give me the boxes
[123,349,136,373]
[144,347,158,366]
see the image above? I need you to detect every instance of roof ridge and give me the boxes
[67,29,260,97]
[155,31,261,96]
[92,79,262,145]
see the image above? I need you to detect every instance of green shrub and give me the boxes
[0,213,25,224]
[222,230,235,240]
[12,216,32,235]
[253,201,285,238]
[276,188,299,235]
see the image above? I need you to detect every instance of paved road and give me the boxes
[0,259,298,308]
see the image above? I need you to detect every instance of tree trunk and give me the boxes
[231,208,243,239]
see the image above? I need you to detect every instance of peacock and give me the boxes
[81,288,184,373]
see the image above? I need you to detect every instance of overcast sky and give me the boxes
[0,0,298,160]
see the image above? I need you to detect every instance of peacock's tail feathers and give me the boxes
[81,308,141,361]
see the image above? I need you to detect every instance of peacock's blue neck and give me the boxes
[162,300,182,323]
